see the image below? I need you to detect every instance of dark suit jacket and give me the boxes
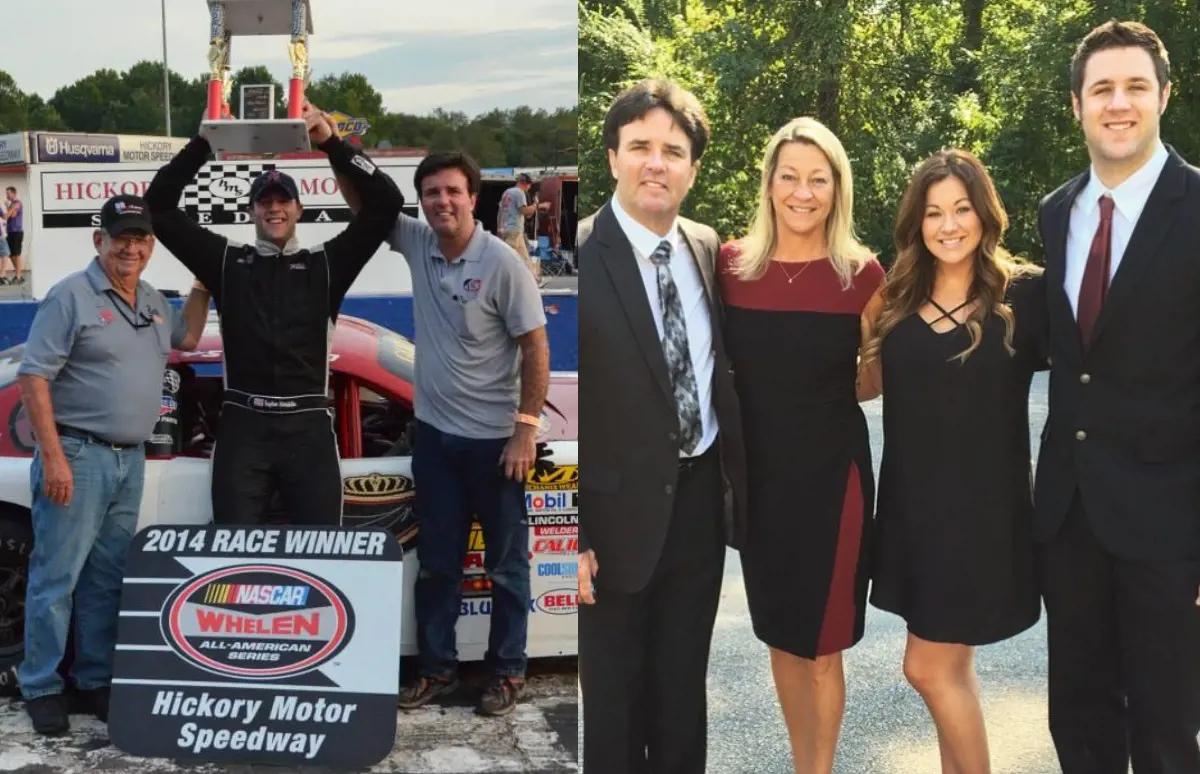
[578,202,748,593]
[1034,148,1200,560]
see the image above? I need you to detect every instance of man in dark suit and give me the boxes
[1035,20,1200,774]
[577,78,747,774]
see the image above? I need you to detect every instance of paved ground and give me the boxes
[0,659,578,774]
[542,277,577,293]
[705,375,1058,774]
[0,281,30,302]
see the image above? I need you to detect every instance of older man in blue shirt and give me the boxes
[15,194,209,735]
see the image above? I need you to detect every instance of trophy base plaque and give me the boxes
[200,118,311,154]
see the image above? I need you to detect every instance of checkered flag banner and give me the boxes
[182,163,276,221]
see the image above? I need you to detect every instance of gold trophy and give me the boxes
[199,0,314,154]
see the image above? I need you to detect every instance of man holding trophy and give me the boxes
[143,100,403,525]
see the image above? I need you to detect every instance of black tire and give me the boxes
[0,505,31,697]
[0,506,29,696]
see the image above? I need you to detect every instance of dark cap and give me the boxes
[517,173,533,185]
[100,194,154,237]
[249,169,300,203]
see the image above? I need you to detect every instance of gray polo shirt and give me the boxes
[19,259,186,445]
[499,186,527,234]
[388,215,546,439]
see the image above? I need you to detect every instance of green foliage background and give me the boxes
[1,65,577,169]
[579,0,1200,262]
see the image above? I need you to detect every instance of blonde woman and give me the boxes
[863,149,1045,773]
[718,117,883,774]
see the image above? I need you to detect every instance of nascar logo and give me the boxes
[201,583,310,606]
[161,565,353,680]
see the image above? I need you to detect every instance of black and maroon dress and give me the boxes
[719,244,884,659]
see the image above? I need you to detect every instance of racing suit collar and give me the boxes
[255,235,303,256]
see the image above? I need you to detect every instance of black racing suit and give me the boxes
[145,135,402,525]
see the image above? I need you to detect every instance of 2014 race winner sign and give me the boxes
[109,525,403,767]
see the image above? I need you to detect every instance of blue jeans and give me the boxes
[412,420,530,678]
[20,435,144,699]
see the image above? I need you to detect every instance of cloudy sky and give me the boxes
[5,0,577,116]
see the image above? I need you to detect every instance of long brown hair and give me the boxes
[862,149,1038,365]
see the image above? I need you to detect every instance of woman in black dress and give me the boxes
[719,117,884,774]
[862,149,1045,773]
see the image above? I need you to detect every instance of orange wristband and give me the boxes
[515,413,541,427]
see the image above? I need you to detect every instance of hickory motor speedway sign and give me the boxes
[109,525,403,768]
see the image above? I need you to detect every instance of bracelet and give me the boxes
[515,413,541,428]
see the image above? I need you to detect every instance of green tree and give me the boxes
[0,71,67,133]
[6,66,576,169]
[579,0,1200,261]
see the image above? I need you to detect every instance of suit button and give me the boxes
[1075,430,1087,441]
[1080,373,1091,384]
[668,432,678,442]
[665,485,673,495]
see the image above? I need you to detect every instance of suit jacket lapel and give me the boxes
[679,223,716,307]
[1046,173,1087,359]
[1091,149,1189,344]
[595,204,674,405]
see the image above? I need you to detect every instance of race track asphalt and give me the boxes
[0,659,578,773]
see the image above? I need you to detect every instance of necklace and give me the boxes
[776,259,819,284]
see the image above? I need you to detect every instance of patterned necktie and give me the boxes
[649,239,703,455]
[1077,194,1115,346]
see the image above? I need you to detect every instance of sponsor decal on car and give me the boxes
[533,524,576,537]
[461,598,493,616]
[536,562,578,578]
[533,588,578,616]
[533,537,578,555]
[529,513,578,527]
[526,464,578,492]
[525,490,576,514]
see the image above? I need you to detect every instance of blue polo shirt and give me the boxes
[19,259,186,445]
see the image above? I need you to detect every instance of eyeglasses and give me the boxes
[109,233,154,248]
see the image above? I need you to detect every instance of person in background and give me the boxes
[16,194,209,735]
[3,187,24,285]
[0,201,10,274]
[864,149,1045,774]
[718,116,882,774]
[498,173,551,286]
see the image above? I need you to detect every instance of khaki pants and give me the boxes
[501,231,540,281]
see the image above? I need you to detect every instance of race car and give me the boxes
[0,313,579,677]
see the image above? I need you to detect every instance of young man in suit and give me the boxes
[577,78,747,774]
[1035,20,1200,774]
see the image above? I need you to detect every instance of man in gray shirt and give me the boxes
[338,143,549,717]
[15,194,209,735]
[498,173,550,286]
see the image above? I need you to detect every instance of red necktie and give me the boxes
[1077,195,1114,346]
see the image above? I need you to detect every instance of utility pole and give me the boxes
[161,0,173,135]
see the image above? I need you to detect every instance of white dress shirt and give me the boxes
[611,196,719,458]
[1064,141,1170,317]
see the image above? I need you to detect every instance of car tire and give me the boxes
[0,505,31,697]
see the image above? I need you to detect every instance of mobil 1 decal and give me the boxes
[109,525,403,768]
